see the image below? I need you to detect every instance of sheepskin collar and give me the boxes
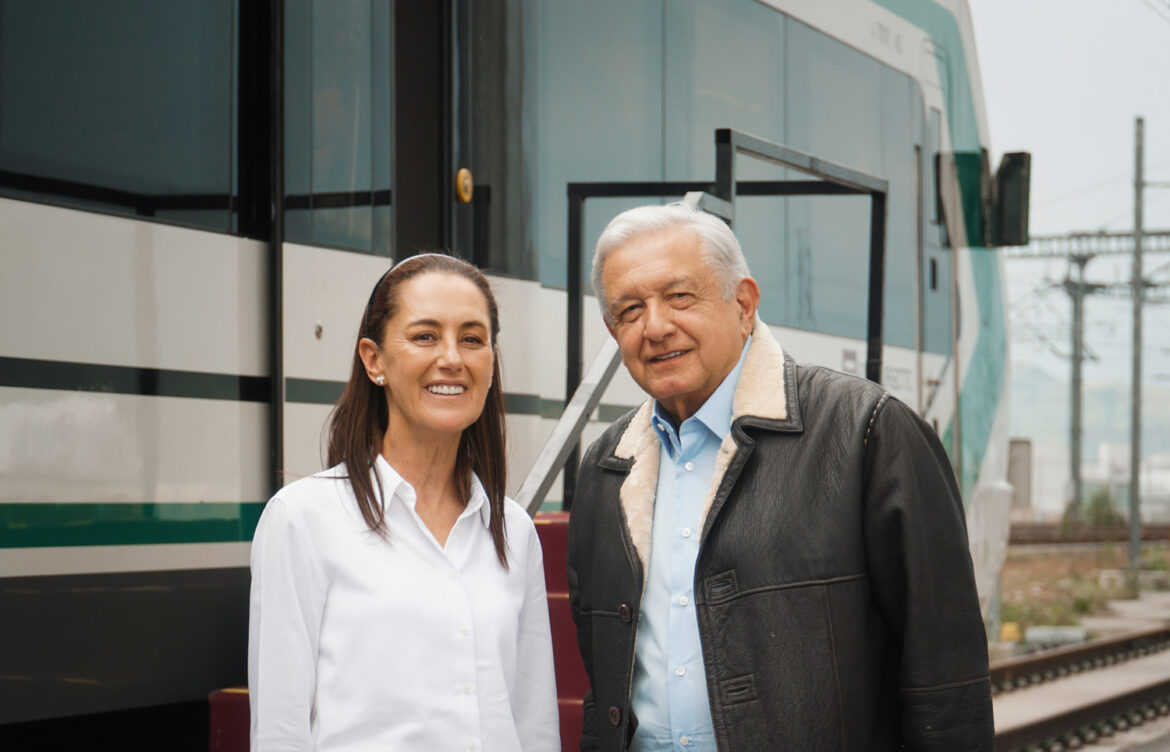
[612,319,791,576]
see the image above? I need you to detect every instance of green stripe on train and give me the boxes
[0,502,266,548]
[1,500,571,547]
[877,0,1008,506]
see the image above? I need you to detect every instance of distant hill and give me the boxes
[1010,363,1170,458]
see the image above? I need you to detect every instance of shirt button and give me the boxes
[675,666,686,677]
[679,596,689,606]
[459,683,473,694]
[468,743,477,751]
[684,461,695,471]
[680,736,691,747]
[458,625,470,636]
[448,572,457,581]
[681,527,692,538]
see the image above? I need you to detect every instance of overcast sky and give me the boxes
[968,0,1170,385]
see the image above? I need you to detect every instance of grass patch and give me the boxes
[1000,543,1166,632]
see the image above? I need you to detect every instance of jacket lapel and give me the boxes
[612,400,659,578]
[697,320,791,531]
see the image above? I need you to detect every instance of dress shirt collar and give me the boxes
[373,453,491,529]
[651,334,752,458]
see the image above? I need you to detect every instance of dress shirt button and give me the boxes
[458,625,470,636]
[459,683,473,694]
[680,736,691,747]
[678,596,689,606]
[684,461,694,471]
[618,604,632,623]
[681,527,692,538]
[675,666,686,677]
[468,742,477,751]
[448,571,457,581]
[608,706,621,726]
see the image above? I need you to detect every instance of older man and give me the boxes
[566,203,993,751]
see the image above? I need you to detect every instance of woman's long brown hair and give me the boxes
[326,253,510,568]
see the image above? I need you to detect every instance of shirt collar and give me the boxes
[651,334,752,454]
[373,454,492,529]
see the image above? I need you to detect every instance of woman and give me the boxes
[248,254,560,751]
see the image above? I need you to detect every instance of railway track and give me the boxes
[1010,523,1170,546]
[993,625,1170,750]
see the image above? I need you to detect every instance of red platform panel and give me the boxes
[535,511,590,752]
[534,511,570,595]
[208,688,249,752]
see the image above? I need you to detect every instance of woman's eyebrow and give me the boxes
[405,318,488,329]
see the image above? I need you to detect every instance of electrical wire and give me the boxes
[1138,0,1170,25]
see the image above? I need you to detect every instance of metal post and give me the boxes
[563,192,585,510]
[1068,258,1086,519]
[269,0,285,495]
[866,192,887,383]
[1129,117,1145,586]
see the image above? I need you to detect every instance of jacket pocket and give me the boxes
[703,579,849,751]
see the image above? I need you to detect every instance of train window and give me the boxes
[0,0,235,232]
[661,0,786,321]
[930,258,938,291]
[930,108,942,226]
[463,0,534,279]
[284,0,392,255]
[516,1,664,288]
[731,18,915,348]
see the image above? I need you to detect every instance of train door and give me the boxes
[919,41,958,461]
[395,0,508,268]
[278,0,514,480]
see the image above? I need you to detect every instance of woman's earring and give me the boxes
[376,376,385,385]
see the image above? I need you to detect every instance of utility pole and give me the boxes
[1063,254,1104,518]
[1129,117,1144,588]
[1006,229,1170,525]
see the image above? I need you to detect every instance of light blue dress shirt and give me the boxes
[630,336,751,752]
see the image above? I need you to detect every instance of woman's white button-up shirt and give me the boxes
[248,455,560,751]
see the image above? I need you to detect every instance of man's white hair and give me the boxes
[591,202,752,323]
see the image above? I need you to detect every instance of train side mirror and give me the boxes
[991,152,1031,246]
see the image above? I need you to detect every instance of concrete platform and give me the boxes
[1083,592,1170,637]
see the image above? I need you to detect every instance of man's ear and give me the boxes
[735,277,761,333]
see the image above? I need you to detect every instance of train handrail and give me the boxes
[518,338,621,517]
[519,128,889,515]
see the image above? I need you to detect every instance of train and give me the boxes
[0,0,1028,746]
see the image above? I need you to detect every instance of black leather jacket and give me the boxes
[567,325,993,751]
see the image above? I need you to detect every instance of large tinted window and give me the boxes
[284,0,392,255]
[662,0,789,327]
[0,0,235,232]
[514,0,665,288]
[657,9,918,348]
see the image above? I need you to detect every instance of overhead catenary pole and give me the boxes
[1129,117,1144,587]
[1066,255,1091,518]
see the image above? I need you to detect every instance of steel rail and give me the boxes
[995,676,1170,751]
[993,626,1170,750]
[991,625,1170,694]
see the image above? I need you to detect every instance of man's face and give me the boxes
[601,227,759,423]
